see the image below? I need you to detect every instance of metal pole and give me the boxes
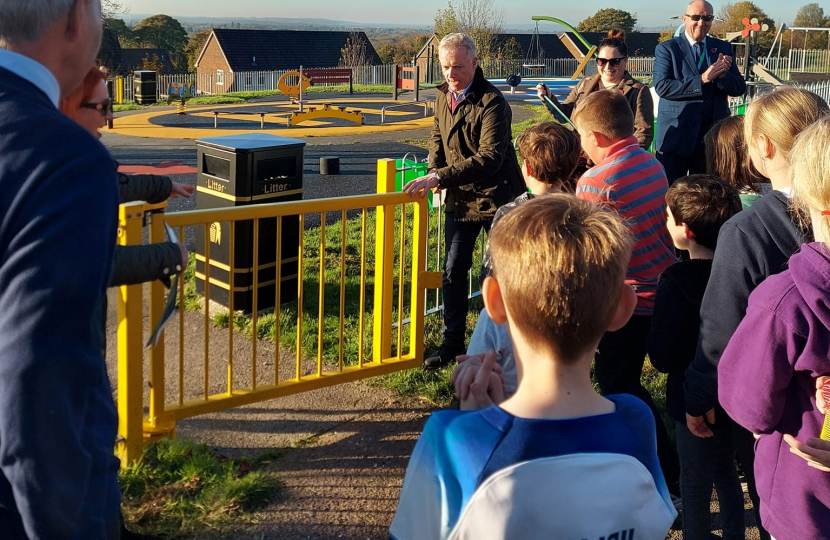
[299,65,304,112]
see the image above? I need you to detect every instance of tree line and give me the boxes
[103,2,830,76]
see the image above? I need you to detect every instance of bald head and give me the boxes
[683,0,714,42]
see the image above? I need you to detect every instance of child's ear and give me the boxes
[482,276,508,325]
[682,223,694,240]
[608,284,636,332]
[756,133,774,160]
[522,159,534,178]
[592,130,613,148]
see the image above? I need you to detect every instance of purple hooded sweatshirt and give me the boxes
[719,242,830,540]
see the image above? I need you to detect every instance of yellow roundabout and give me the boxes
[110,98,434,139]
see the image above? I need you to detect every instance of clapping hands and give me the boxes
[702,53,732,84]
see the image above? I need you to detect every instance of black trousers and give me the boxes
[656,137,707,186]
[595,314,681,491]
[675,417,745,539]
[442,215,491,349]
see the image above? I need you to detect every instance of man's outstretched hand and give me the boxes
[403,174,439,199]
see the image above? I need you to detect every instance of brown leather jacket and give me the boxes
[430,67,525,221]
[551,71,654,149]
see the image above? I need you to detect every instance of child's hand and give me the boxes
[457,350,505,411]
[452,351,504,401]
[170,183,195,198]
[816,376,830,414]
[686,409,715,438]
[784,434,830,472]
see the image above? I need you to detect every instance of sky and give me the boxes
[122,0,805,28]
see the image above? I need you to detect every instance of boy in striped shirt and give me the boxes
[572,90,680,497]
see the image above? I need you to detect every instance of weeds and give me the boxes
[120,439,283,538]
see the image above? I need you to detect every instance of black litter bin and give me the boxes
[134,70,157,105]
[194,133,305,313]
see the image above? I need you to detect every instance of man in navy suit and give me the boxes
[653,0,747,183]
[0,1,122,538]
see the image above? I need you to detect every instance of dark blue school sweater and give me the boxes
[683,191,809,417]
[0,68,121,538]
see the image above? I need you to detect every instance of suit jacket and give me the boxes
[653,35,746,156]
[0,67,121,539]
[430,67,525,221]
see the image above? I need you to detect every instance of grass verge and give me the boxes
[120,439,283,539]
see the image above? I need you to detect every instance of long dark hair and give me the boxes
[598,29,627,57]
[705,116,764,193]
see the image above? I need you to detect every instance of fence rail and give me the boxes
[110,50,830,104]
[116,159,435,465]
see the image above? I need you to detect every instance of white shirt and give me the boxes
[0,48,60,107]
[684,32,710,68]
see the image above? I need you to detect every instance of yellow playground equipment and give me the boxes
[287,103,363,127]
[277,71,312,100]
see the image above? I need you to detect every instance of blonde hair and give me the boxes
[488,194,632,361]
[792,116,830,246]
[744,87,830,163]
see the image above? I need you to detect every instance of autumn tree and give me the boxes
[139,53,165,72]
[104,17,133,48]
[577,8,637,34]
[184,29,212,72]
[433,0,504,61]
[133,15,188,71]
[711,2,777,55]
[340,32,369,66]
[793,3,829,49]
[658,27,676,43]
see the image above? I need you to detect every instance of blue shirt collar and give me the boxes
[0,48,60,107]
[451,78,475,100]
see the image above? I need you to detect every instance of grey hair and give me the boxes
[438,32,477,58]
[0,0,79,46]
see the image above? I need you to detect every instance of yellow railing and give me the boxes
[116,159,438,465]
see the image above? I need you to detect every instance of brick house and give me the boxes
[195,28,381,93]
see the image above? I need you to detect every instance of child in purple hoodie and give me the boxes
[719,116,830,540]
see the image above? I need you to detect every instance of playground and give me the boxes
[99,12,799,539]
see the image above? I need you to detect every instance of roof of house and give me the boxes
[493,33,573,62]
[120,48,177,74]
[560,32,662,57]
[201,28,382,71]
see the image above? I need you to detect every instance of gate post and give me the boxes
[116,203,146,466]
[373,159,396,362]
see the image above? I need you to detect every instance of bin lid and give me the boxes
[196,133,306,152]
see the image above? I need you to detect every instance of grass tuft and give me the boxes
[120,439,283,538]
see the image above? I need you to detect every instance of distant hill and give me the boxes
[120,14,431,34]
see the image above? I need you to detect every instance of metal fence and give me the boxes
[116,159,434,465]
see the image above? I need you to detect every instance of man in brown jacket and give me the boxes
[405,32,524,368]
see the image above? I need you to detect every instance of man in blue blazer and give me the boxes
[0,0,121,538]
[653,0,747,183]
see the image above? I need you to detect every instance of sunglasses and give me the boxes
[685,14,715,22]
[597,57,627,67]
[80,98,113,116]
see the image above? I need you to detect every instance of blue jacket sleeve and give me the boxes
[0,145,120,538]
[653,41,703,101]
[715,44,746,97]
[684,223,762,417]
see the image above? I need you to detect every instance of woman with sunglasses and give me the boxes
[59,66,192,289]
[536,29,654,150]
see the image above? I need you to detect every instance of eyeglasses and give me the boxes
[596,57,627,67]
[80,98,113,116]
[684,14,715,22]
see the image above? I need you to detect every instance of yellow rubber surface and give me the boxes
[111,98,434,139]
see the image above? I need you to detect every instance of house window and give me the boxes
[216,70,224,85]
